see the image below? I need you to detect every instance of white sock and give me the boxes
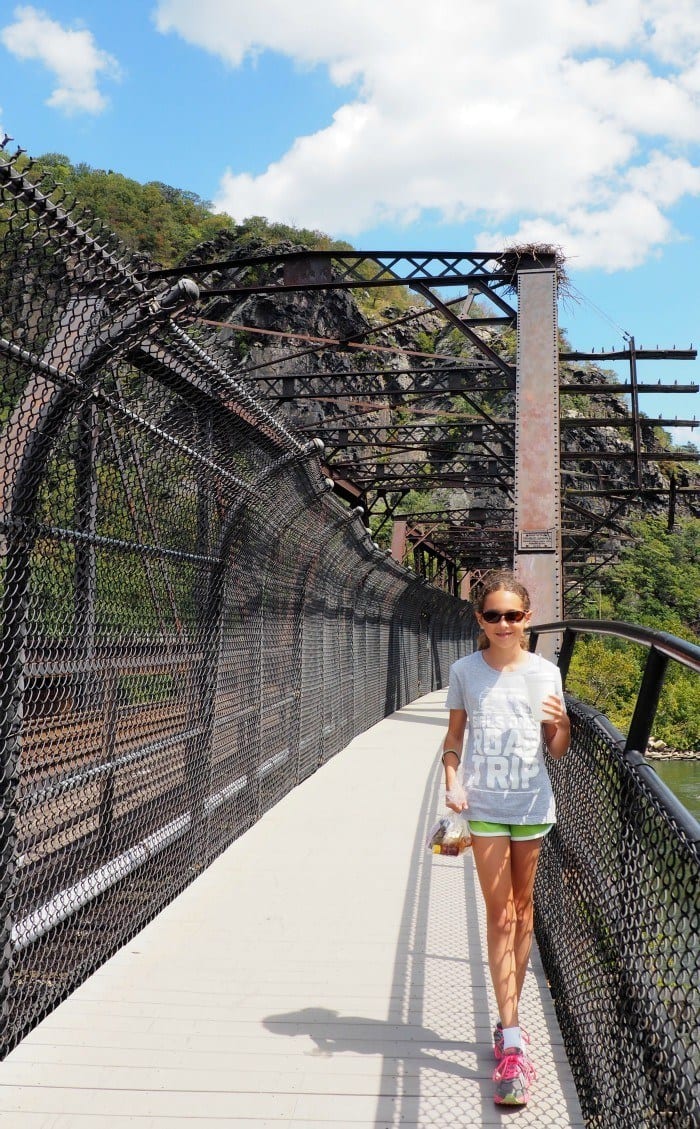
[501,1026,521,1052]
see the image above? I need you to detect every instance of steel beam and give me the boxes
[561,349,696,361]
[513,265,561,657]
[561,382,699,395]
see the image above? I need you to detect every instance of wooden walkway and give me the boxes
[0,690,585,1127]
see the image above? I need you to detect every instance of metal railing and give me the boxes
[530,620,699,1128]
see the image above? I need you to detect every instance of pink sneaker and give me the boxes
[493,1050,537,1106]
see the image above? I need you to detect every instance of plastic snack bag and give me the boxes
[426,814,471,856]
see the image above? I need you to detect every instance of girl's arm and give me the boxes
[542,695,570,759]
[443,709,468,810]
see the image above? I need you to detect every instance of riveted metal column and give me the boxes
[514,265,562,658]
[390,519,407,565]
[459,569,471,600]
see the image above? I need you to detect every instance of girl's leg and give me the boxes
[470,835,519,1029]
[510,837,543,1003]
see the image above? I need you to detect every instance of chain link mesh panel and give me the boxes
[535,699,699,1128]
[0,152,474,1058]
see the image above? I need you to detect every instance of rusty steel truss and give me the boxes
[150,249,699,611]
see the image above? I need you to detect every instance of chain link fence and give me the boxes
[0,152,473,1058]
[536,699,699,1128]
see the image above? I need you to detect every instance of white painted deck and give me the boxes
[0,690,585,1127]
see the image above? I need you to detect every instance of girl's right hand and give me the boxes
[445,782,468,813]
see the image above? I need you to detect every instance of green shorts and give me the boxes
[468,820,553,842]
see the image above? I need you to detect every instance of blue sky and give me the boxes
[1,0,699,443]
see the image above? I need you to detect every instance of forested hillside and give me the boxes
[24,154,700,748]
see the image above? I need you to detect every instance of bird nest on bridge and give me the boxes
[500,242,572,298]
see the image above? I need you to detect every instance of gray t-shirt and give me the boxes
[445,650,564,824]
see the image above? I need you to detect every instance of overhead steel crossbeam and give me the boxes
[244,363,509,403]
[401,511,513,535]
[327,456,513,481]
[562,381,699,395]
[259,360,504,382]
[372,503,513,552]
[562,348,696,362]
[560,416,698,430]
[560,449,698,462]
[159,249,517,381]
[300,413,695,434]
[306,421,513,448]
[563,486,700,497]
[418,530,514,547]
[149,249,515,295]
[254,361,501,380]
[268,380,510,400]
[392,506,512,522]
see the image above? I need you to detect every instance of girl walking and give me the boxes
[442,570,569,1106]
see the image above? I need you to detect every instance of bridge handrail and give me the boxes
[530,618,700,763]
[528,620,699,1126]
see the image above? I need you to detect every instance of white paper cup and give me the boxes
[523,673,559,722]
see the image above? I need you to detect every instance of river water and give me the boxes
[651,759,700,822]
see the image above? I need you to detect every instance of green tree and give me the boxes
[35,153,235,265]
[601,516,699,635]
[567,517,699,748]
[567,637,641,726]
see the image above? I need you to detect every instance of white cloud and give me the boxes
[155,0,700,270]
[626,152,700,206]
[1,6,120,115]
[562,57,700,141]
[641,0,700,66]
[479,192,675,271]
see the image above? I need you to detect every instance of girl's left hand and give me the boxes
[541,693,566,726]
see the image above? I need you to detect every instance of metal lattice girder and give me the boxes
[309,417,697,437]
[299,420,513,448]
[560,449,699,462]
[157,249,519,377]
[560,416,698,430]
[328,456,513,482]
[562,381,699,394]
[149,249,516,295]
[390,506,513,523]
[259,373,512,401]
[563,486,700,497]
[406,520,513,540]
[562,348,696,362]
[561,495,647,562]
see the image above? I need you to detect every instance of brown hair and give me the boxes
[474,570,531,651]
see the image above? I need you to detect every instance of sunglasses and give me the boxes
[480,609,527,624]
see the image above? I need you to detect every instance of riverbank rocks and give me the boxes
[646,738,700,761]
